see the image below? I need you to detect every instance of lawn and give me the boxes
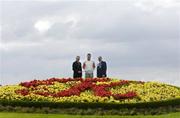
[0,112,180,118]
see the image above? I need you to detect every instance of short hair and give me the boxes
[87,53,91,56]
[98,56,102,59]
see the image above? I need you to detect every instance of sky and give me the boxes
[0,0,180,86]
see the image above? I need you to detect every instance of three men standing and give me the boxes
[72,53,107,78]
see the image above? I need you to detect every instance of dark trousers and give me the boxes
[73,72,82,78]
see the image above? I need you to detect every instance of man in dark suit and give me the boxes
[97,56,107,78]
[72,56,82,78]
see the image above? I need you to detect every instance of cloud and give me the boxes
[34,20,52,33]
[134,0,180,12]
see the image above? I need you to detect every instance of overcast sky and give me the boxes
[0,0,180,86]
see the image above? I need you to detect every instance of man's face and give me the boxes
[87,54,91,60]
[98,57,102,62]
[76,56,80,61]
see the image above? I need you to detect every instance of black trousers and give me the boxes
[73,72,82,78]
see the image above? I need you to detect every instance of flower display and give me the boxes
[0,78,180,104]
[15,78,137,100]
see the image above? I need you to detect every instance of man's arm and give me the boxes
[102,62,107,77]
[72,62,76,71]
[80,63,82,70]
[78,63,82,73]
[83,62,86,70]
[104,62,107,71]
[93,62,95,69]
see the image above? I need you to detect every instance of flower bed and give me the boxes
[15,78,137,99]
[0,78,180,109]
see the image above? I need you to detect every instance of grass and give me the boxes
[0,112,180,118]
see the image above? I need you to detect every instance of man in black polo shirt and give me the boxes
[72,56,82,78]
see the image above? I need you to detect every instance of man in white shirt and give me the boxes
[83,53,95,78]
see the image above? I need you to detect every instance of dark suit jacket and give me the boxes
[72,61,82,78]
[97,61,107,78]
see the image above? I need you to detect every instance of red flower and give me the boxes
[113,92,137,99]
[16,78,138,100]
[15,89,29,96]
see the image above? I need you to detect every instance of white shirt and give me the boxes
[83,60,95,73]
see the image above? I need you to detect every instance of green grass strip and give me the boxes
[0,112,180,118]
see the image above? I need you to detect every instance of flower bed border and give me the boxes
[0,98,179,109]
[0,104,179,115]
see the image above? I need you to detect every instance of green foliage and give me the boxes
[0,98,180,109]
[0,99,180,115]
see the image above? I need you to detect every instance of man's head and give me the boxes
[87,53,91,61]
[76,56,80,62]
[98,56,102,62]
